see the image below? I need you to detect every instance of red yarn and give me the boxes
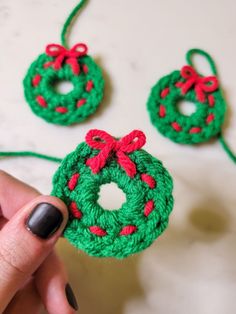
[159,105,166,118]
[83,64,89,74]
[208,94,215,107]
[141,174,156,189]
[36,95,47,108]
[144,200,155,217]
[175,82,183,88]
[89,226,107,236]
[189,127,201,134]
[179,65,218,103]
[119,225,137,235]
[68,173,80,190]
[69,202,82,219]
[85,129,146,178]
[171,122,182,132]
[55,106,68,113]
[86,80,93,92]
[45,43,88,75]
[77,98,87,107]
[32,74,41,87]
[206,113,215,124]
[160,88,169,98]
[43,62,52,69]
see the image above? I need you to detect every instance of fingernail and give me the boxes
[26,202,63,239]
[65,283,78,311]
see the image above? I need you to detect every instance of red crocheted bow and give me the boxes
[45,43,88,75]
[178,65,218,103]
[85,129,146,178]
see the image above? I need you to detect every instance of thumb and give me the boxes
[0,195,68,312]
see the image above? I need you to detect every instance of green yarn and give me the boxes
[147,70,226,144]
[186,48,218,76]
[24,54,104,125]
[52,138,174,258]
[0,151,62,163]
[218,133,236,163]
[61,0,87,48]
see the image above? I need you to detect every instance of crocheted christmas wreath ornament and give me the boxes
[147,49,226,144]
[23,43,104,125]
[52,129,174,258]
[23,0,104,125]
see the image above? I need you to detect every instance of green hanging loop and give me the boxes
[0,151,62,163]
[186,48,218,76]
[185,49,236,164]
[61,0,88,48]
[218,133,236,163]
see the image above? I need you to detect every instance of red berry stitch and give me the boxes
[68,173,80,191]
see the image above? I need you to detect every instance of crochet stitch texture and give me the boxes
[52,129,174,258]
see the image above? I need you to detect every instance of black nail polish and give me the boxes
[26,203,63,239]
[65,283,78,311]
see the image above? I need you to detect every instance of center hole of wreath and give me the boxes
[177,100,197,116]
[53,80,74,94]
[98,183,126,211]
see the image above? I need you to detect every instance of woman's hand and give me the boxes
[0,170,78,314]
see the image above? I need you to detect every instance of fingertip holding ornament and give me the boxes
[52,129,174,258]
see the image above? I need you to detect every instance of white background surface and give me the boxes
[1,0,236,313]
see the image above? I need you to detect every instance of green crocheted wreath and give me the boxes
[52,129,174,258]
[147,50,226,144]
[23,43,104,126]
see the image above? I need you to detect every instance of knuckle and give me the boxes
[0,240,27,277]
[0,231,52,278]
[0,230,45,277]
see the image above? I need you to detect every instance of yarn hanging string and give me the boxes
[61,0,87,49]
[44,0,88,73]
[0,130,146,169]
[186,48,236,164]
[218,134,236,163]
[0,151,62,163]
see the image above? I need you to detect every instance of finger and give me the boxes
[4,279,42,314]
[35,251,78,314]
[0,170,40,219]
[0,195,68,312]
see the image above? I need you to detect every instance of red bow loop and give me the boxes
[46,44,66,57]
[69,43,88,58]
[85,130,146,177]
[179,65,219,103]
[45,43,88,75]
[119,130,146,153]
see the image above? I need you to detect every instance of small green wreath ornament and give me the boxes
[24,43,104,126]
[23,0,104,126]
[147,49,226,144]
[52,129,174,258]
